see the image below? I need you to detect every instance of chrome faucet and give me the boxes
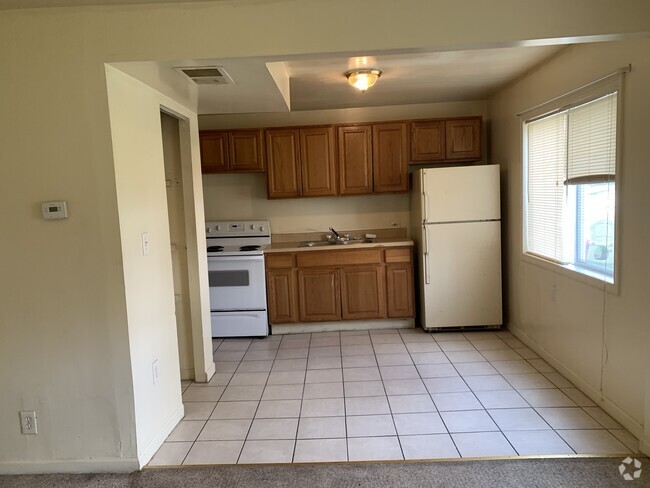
[328,227,341,238]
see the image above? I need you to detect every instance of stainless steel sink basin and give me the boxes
[298,238,374,248]
[299,240,336,247]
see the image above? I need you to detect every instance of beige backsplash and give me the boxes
[271,227,407,243]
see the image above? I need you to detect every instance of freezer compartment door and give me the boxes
[421,221,502,328]
[423,165,500,223]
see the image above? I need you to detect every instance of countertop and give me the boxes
[264,238,414,254]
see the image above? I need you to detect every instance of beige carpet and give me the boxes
[1,457,649,487]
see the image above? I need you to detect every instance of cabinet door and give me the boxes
[298,268,340,322]
[386,263,414,318]
[266,129,301,198]
[266,269,298,324]
[300,127,337,197]
[340,265,386,320]
[338,125,373,195]
[373,122,409,193]
[410,120,445,162]
[445,117,482,161]
[229,130,265,172]
[199,131,229,173]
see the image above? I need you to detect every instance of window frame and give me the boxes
[520,73,624,291]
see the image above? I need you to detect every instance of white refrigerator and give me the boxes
[411,165,502,330]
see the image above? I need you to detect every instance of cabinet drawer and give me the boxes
[385,247,412,263]
[296,249,383,268]
[265,253,295,269]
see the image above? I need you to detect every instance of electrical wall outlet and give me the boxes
[390,221,401,228]
[20,411,37,435]
[152,359,159,385]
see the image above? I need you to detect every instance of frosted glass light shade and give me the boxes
[345,69,382,92]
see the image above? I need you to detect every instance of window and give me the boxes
[524,88,619,284]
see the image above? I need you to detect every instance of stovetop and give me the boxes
[206,220,271,257]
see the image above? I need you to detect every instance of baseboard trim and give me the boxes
[137,403,184,468]
[508,324,644,441]
[180,368,195,381]
[0,457,139,475]
[640,438,649,456]
[272,319,415,335]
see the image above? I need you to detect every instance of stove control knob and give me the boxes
[250,224,255,230]
[216,225,222,231]
[260,225,265,232]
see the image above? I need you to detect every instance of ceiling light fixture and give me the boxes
[345,69,382,92]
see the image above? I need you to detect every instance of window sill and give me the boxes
[521,252,619,295]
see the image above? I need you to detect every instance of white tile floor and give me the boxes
[149,328,641,466]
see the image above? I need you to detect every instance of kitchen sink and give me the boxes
[299,240,337,247]
[298,238,374,248]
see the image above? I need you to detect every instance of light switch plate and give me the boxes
[141,232,150,256]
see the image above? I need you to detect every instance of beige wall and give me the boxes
[1,0,649,474]
[489,39,650,450]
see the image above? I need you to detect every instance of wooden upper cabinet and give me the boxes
[410,120,445,162]
[373,122,409,193]
[228,130,265,172]
[300,127,337,197]
[200,130,265,173]
[340,265,386,320]
[266,129,301,199]
[199,131,229,173]
[298,268,341,322]
[338,125,373,195]
[445,117,482,161]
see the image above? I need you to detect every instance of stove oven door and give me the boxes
[207,255,267,312]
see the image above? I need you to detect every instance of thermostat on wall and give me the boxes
[41,201,68,220]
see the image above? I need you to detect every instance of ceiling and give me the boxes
[3,0,564,114]
[114,45,563,115]
[0,0,217,9]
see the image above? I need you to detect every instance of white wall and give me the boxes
[162,113,195,380]
[489,39,650,451]
[201,101,487,234]
[1,0,649,474]
[105,66,214,466]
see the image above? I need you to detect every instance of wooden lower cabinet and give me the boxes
[298,268,341,322]
[340,265,386,320]
[386,263,414,318]
[266,247,414,325]
[266,269,298,324]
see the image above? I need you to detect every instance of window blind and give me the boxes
[566,92,617,184]
[526,112,568,263]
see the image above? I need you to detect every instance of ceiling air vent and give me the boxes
[174,66,235,86]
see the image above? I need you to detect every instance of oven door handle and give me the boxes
[207,255,264,262]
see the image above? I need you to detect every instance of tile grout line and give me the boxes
[409,330,462,458]
[235,336,278,464]
[180,338,253,465]
[370,330,404,461]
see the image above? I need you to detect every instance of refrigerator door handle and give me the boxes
[423,225,430,284]
[423,191,428,224]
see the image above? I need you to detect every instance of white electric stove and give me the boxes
[205,220,271,338]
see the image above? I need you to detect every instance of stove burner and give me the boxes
[207,245,224,252]
[240,245,260,252]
